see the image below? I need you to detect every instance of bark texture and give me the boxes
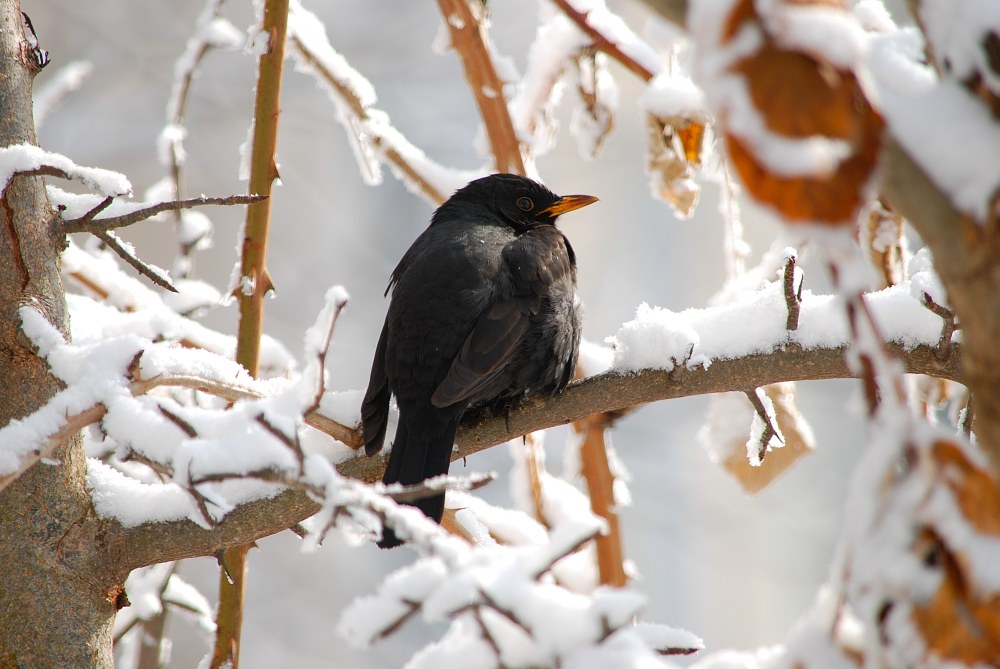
[0,2,128,666]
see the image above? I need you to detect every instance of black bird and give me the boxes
[361,173,597,548]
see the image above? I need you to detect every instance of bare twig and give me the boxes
[528,526,602,580]
[784,254,801,331]
[921,291,957,361]
[94,231,178,293]
[63,194,266,234]
[163,0,238,276]
[304,292,349,416]
[436,0,526,175]
[374,599,421,642]
[744,388,782,463]
[158,403,198,438]
[256,413,304,471]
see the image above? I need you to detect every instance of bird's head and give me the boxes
[434,173,598,231]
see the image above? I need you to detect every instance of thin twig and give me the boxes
[959,392,975,439]
[95,231,178,293]
[921,291,957,361]
[551,0,656,82]
[305,293,349,416]
[528,526,602,580]
[744,388,782,463]
[374,599,421,641]
[63,194,266,234]
[784,254,801,331]
[255,413,304,471]
[158,403,198,438]
[286,19,447,204]
[436,0,526,175]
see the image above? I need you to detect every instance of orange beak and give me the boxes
[538,194,599,218]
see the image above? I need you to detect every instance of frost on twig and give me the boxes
[744,387,784,466]
[286,0,471,205]
[340,507,704,667]
[155,0,243,279]
[52,188,265,292]
[95,231,178,293]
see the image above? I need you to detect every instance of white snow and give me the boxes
[640,72,706,119]
[607,271,946,373]
[865,24,1000,221]
[0,144,131,197]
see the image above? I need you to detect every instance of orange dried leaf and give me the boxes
[646,113,704,218]
[932,439,1000,536]
[718,0,883,225]
[721,383,814,494]
[911,531,1000,665]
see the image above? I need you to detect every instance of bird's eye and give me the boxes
[515,197,534,211]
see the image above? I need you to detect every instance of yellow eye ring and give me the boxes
[515,197,534,211]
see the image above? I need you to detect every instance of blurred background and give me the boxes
[33,1,870,666]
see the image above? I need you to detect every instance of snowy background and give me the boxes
[33,1,872,666]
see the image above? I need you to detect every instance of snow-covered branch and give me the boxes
[286,0,474,205]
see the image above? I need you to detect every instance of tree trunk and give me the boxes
[0,2,126,666]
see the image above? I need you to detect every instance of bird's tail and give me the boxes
[378,411,461,549]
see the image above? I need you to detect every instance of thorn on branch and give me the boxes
[784,253,801,331]
[216,550,235,585]
[921,291,958,361]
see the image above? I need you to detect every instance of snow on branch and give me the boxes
[0,143,131,198]
[286,0,475,205]
[49,186,265,293]
[60,193,267,235]
[552,0,660,81]
[340,508,702,667]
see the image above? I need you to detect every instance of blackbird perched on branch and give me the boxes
[362,173,598,548]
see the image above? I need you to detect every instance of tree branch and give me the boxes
[436,0,526,175]
[551,0,656,81]
[62,194,266,234]
[94,231,178,293]
[881,137,1000,477]
[121,340,962,568]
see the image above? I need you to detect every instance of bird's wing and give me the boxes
[361,318,391,455]
[430,292,535,408]
[431,229,572,409]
